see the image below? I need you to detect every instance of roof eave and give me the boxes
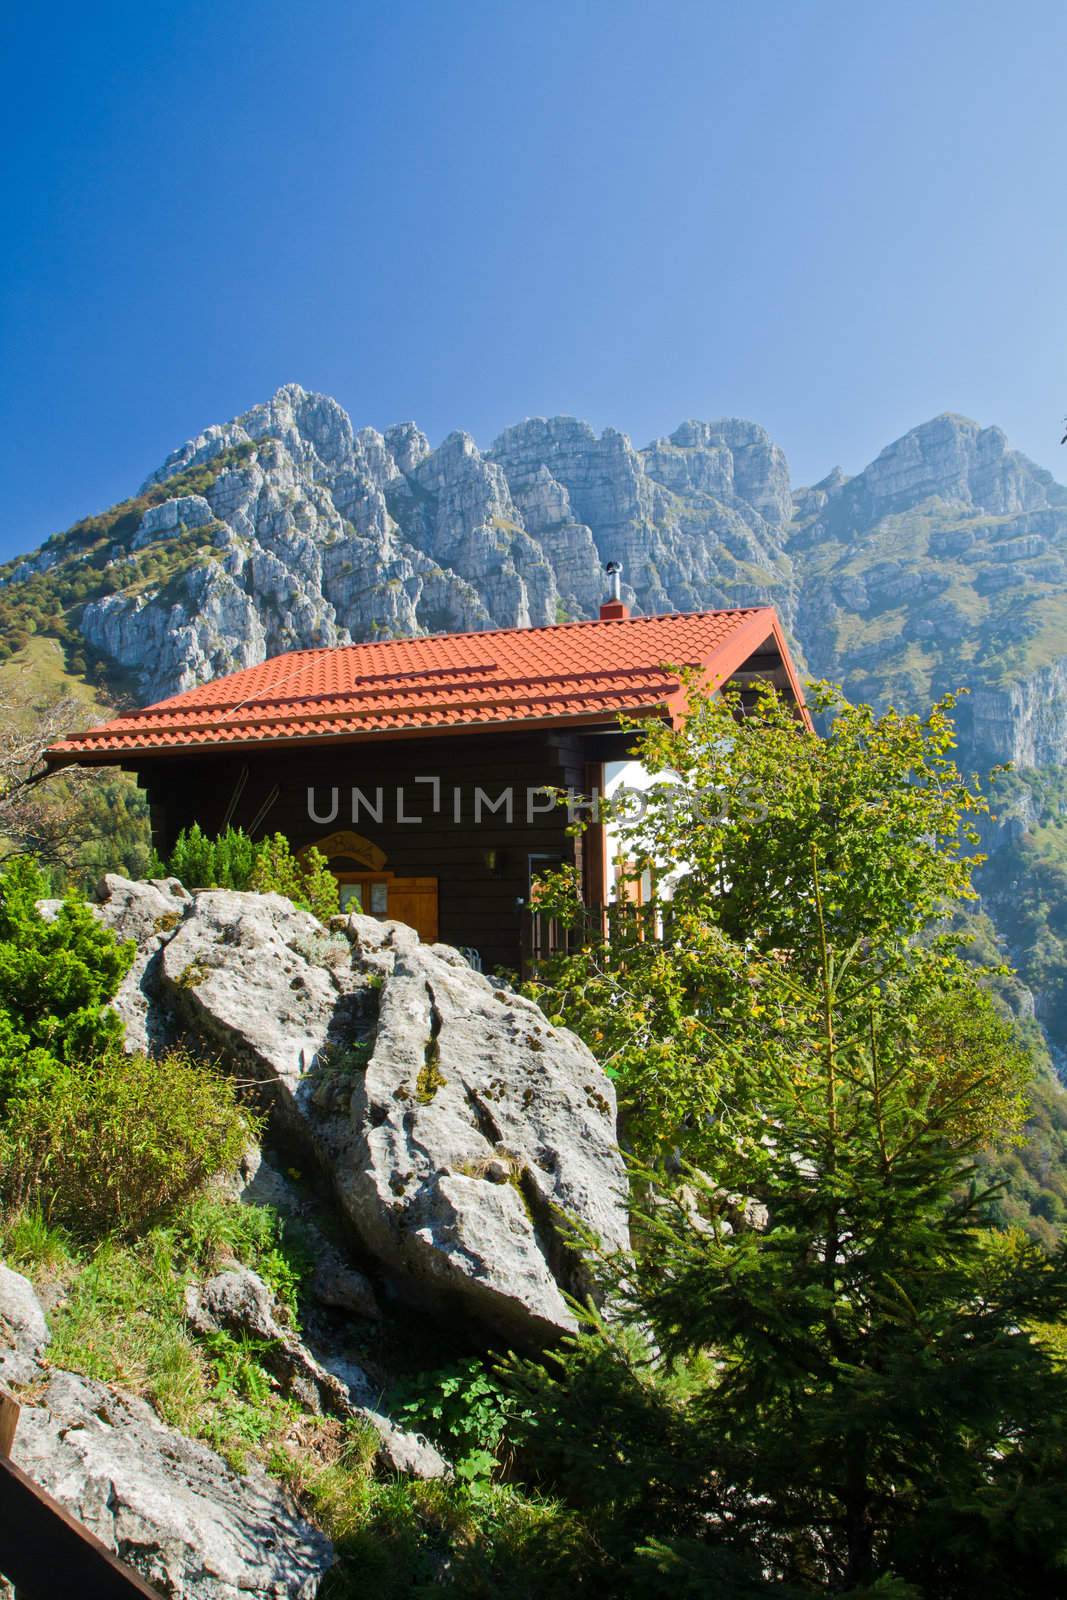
[44,702,675,767]
[668,606,812,731]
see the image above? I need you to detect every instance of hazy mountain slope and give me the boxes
[789,414,1067,768]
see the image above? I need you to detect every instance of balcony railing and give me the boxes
[520,900,669,975]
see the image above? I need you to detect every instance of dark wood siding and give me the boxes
[130,728,629,974]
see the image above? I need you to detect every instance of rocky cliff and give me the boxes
[7,386,1067,778]
[1,386,800,710]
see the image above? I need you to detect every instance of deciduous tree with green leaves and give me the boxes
[514,682,1067,1595]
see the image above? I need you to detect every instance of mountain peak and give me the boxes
[851,412,1063,518]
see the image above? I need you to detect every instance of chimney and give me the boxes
[600,560,629,621]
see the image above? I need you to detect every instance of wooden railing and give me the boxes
[521,900,669,974]
[0,1386,161,1599]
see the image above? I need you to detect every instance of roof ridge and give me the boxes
[340,604,768,652]
[250,605,769,662]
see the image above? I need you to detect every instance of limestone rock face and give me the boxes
[842,414,1063,521]
[0,1261,50,1386]
[12,1370,334,1600]
[20,382,809,704]
[157,888,362,1114]
[11,386,1067,775]
[131,492,216,550]
[95,878,629,1347]
[789,414,1067,770]
[81,559,270,700]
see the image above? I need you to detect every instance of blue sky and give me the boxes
[1,0,1065,560]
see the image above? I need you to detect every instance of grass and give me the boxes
[0,1205,72,1274]
[0,1191,312,1463]
[47,1235,207,1432]
[0,636,115,726]
[830,604,907,656]
[1008,590,1067,677]
[0,1183,594,1595]
[316,1479,592,1600]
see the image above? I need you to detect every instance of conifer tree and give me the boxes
[516,684,1067,1595]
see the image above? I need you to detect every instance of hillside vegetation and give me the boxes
[6,686,1067,1594]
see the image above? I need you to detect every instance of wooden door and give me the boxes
[336,872,438,943]
[386,877,439,942]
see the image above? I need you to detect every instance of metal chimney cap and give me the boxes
[603,560,623,604]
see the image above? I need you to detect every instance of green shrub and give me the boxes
[0,1050,253,1238]
[0,856,134,1108]
[311,1471,593,1600]
[164,821,217,888]
[394,1357,532,1484]
[165,823,257,890]
[249,834,339,923]
[162,826,339,923]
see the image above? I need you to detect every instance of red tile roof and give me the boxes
[47,607,804,763]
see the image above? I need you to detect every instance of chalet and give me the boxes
[46,596,808,974]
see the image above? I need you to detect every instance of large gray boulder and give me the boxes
[342,939,628,1342]
[97,878,629,1346]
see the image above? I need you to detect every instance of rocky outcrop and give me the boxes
[94,873,193,1053]
[0,1264,334,1600]
[14,1371,334,1600]
[43,876,627,1343]
[965,659,1067,769]
[830,414,1066,525]
[96,877,629,1347]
